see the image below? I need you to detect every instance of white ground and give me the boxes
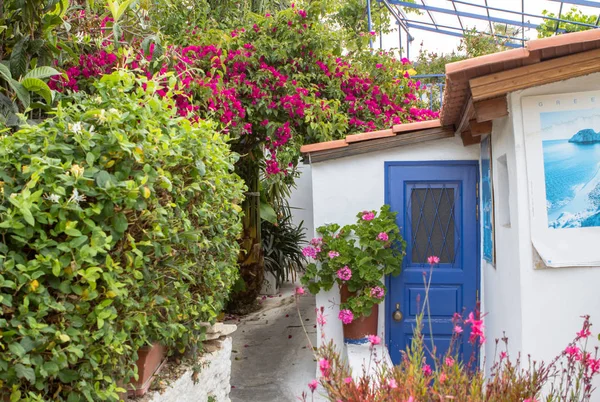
[228,282,328,402]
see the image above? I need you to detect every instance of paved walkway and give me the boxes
[228,283,327,402]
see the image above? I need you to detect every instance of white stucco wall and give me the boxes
[310,136,480,356]
[288,163,314,248]
[503,72,600,370]
[481,115,524,372]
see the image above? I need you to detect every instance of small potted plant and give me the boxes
[301,205,405,342]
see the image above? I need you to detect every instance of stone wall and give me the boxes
[137,336,233,402]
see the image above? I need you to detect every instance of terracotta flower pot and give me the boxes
[340,284,379,344]
[127,342,168,397]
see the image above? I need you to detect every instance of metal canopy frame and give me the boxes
[370,0,600,57]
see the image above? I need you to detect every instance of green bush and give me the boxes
[0,71,245,401]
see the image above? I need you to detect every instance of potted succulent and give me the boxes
[301,205,406,342]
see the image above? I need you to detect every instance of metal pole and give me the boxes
[399,24,403,57]
[367,0,373,48]
[407,33,410,60]
[522,0,525,46]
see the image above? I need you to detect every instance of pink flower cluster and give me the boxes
[377,232,389,241]
[338,309,354,324]
[54,8,438,175]
[336,266,352,281]
[362,211,375,221]
[370,286,384,299]
[302,246,318,258]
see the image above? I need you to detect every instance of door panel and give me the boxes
[385,162,479,366]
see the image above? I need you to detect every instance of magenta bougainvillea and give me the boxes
[51,4,438,174]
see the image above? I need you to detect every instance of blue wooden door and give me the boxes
[385,161,479,366]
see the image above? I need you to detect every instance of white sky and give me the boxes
[378,0,600,57]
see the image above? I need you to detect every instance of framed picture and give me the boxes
[522,91,600,267]
[481,135,495,265]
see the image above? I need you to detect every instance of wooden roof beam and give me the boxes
[469,48,600,102]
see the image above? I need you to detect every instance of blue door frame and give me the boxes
[384,160,480,366]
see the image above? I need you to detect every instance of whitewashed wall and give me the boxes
[481,115,524,372]
[288,163,314,247]
[500,72,600,371]
[310,137,480,356]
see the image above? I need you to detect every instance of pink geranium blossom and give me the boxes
[302,246,318,258]
[377,232,389,241]
[370,286,385,299]
[362,211,375,221]
[338,309,354,324]
[328,250,340,259]
[336,266,352,281]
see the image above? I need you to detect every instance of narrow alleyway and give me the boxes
[228,283,327,402]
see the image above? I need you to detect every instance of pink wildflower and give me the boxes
[328,250,340,259]
[308,379,318,392]
[465,312,486,344]
[454,325,463,334]
[427,255,440,264]
[344,377,352,384]
[587,357,600,374]
[445,356,454,367]
[388,379,398,389]
[316,311,327,326]
[577,327,592,339]
[319,358,330,377]
[377,232,389,241]
[362,211,375,221]
[339,309,354,324]
[565,345,583,361]
[422,364,432,376]
[295,287,305,296]
[370,286,385,299]
[439,372,447,384]
[367,335,381,346]
[337,266,352,281]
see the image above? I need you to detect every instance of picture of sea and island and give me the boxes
[541,108,600,229]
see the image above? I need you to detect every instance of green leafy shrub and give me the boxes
[301,205,405,319]
[0,71,245,401]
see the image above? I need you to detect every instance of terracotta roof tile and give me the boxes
[300,139,348,153]
[392,119,440,133]
[346,129,394,143]
[526,29,600,52]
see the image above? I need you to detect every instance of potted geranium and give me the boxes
[301,205,406,342]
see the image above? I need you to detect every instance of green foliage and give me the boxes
[0,71,245,401]
[537,7,596,38]
[301,205,405,318]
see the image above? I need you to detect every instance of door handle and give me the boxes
[392,303,403,322]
